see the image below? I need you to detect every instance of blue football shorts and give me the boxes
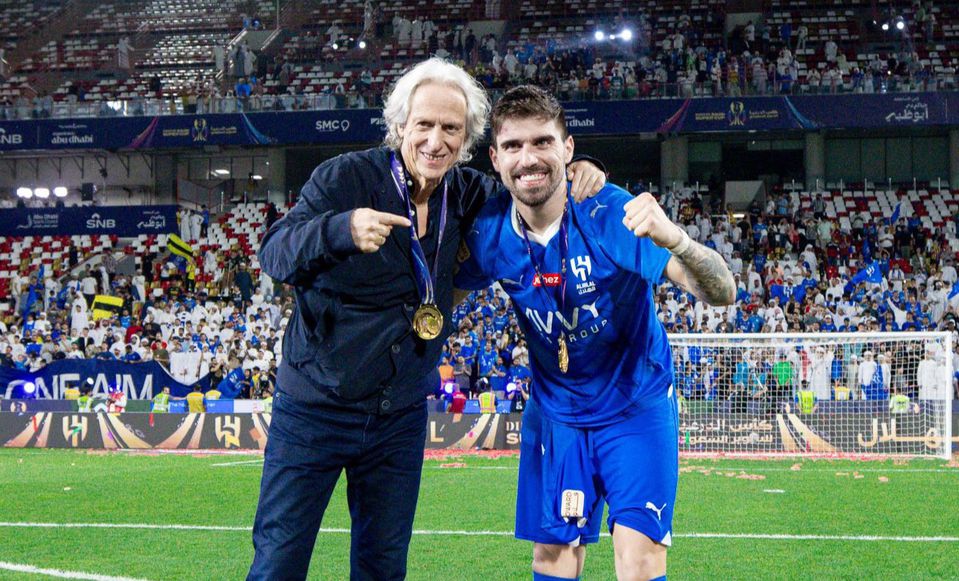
[515,385,679,547]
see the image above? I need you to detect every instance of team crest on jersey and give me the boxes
[570,255,596,295]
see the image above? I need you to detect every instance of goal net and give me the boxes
[668,332,954,459]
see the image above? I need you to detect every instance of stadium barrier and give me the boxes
[1,409,956,453]
[0,411,523,450]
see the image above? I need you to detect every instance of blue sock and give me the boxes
[649,576,667,581]
[532,572,579,581]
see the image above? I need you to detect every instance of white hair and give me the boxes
[382,58,490,163]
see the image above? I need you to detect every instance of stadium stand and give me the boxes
[1,0,958,118]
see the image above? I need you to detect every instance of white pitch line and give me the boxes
[694,467,959,474]
[0,560,150,581]
[209,459,266,467]
[680,533,959,542]
[0,522,252,532]
[0,522,956,543]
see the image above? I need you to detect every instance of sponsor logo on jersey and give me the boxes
[499,275,524,289]
[533,273,562,287]
[589,201,608,219]
[525,300,608,343]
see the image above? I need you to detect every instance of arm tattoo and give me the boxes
[674,241,736,306]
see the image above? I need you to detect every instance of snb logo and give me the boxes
[571,256,592,281]
[0,126,23,145]
[315,119,351,133]
[86,213,116,228]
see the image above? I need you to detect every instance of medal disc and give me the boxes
[413,303,443,340]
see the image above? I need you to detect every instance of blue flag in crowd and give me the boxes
[886,202,901,225]
[20,265,43,319]
[845,260,883,292]
[217,366,246,399]
[55,286,69,309]
[949,279,959,300]
[768,283,785,303]
[171,254,188,273]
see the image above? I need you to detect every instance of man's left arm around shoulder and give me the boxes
[566,155,607,202]
[623,193,736,306]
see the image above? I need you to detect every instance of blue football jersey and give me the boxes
[455,184,674,427]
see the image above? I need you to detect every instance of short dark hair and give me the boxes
[491,85,567,144]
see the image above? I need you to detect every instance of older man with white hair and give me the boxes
[248,58,606,580]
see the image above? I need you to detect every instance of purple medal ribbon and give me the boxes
[388,152,448,305]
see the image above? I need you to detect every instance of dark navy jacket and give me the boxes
[259,147,490,414]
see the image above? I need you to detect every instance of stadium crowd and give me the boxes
[3,184,959,404]
[1,2,955,121]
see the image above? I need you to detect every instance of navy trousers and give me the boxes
[247,393,428,580]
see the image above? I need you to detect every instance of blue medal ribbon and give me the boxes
[388,152,448,306]
[515,194,570,346]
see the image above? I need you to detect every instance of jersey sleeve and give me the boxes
[453,219,493,291]
[588,187,672,284]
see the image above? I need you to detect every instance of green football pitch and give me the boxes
[0,449,958,580]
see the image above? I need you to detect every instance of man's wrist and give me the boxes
[667,228,692,256]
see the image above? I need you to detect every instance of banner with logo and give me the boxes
[124,110,382,149]
[0,120,39,151]
[0,411,523,450]
[679,408,956,455]
[39,116,161,150]
[0,409,954,451]
[0,205,177,237]
[0,358,209,400]
[791,92,950,129]
[1,94,956,153]
[0,411,271,449]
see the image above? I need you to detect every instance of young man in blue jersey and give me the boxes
[454,86,735,581]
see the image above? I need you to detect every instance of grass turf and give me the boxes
[0,449,957,579]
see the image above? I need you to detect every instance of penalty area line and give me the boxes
[0,560,150,581]
[0,523,956,542]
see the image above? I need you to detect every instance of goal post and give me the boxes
[667,332,954,459]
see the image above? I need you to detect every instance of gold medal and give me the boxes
[412,303,443,340]
[558,335,569,374]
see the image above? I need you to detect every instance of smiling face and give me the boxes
[400,82,467,193]
[490,115,573,209]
